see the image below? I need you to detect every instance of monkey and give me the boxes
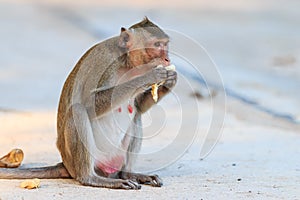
[0,17,177,190]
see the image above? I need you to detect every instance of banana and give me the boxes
[151,64,176,102]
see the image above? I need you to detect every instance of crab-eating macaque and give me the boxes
[0,17,177,189]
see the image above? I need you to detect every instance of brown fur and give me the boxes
[0,18,177,190]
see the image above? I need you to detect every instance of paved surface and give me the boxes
[0,0,299,199]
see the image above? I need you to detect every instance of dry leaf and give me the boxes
[0,149,24,168]
[20,178,40,189]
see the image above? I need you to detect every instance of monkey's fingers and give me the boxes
[163,71,177,89]
[167,70,177,76]
[153,67,168,83]
[0,148,24,168]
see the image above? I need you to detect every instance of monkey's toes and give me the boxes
[136,174,163,187]
[121,180,141,190]
[149,175,163,187]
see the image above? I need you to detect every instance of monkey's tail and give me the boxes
[0,162,71,179]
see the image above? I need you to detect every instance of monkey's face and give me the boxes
[126,32,170,68]
[145,37,170,66]
[119,23,170,68]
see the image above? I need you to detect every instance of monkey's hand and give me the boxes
[144,66,169,87]
[135,67,177,113]
[162,68,177,89]
[151,65,177,102]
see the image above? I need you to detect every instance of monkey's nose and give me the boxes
[164,58,170,66]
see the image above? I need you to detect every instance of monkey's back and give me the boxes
[56,37,121,137]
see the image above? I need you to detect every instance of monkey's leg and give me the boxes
[119,114,163,187]
[119,172,163,187]
[61,103,141,189]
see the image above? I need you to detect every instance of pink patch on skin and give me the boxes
[96,156,124,175]
[127,105,133,114]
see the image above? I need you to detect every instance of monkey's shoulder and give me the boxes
[86,37,120,60]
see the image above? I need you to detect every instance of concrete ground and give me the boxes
[0,0,299,199]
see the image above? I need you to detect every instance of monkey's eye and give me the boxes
[154,42,162,47]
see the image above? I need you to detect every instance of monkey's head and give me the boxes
[119,17,170,68]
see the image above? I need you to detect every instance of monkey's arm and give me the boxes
[91,67,168,117]
[92,77,145,116]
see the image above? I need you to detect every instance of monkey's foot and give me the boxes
[120,172,163,187]
[113,179,141,190]
[0,148,24,168]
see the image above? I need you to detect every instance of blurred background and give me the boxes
[0,0,300,199]
[0,0,299,125]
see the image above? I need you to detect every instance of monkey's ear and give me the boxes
[119,27,132,49]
